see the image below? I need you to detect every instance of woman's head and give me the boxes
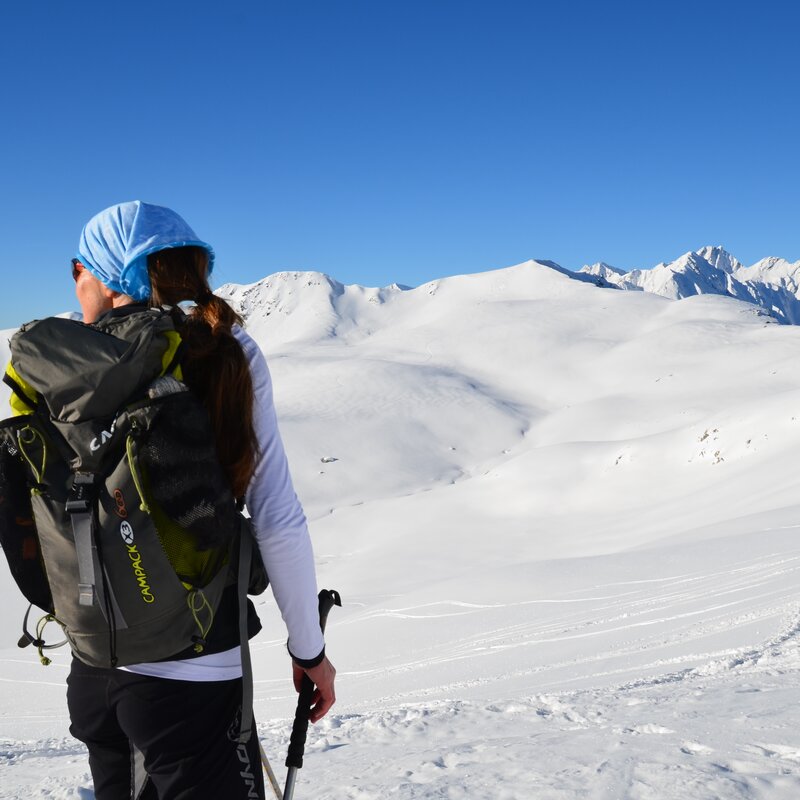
[76,201,215,303]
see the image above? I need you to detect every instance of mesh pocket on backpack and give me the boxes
[0,435,54,612]
[122,391,240,589]
[139,392,239,552]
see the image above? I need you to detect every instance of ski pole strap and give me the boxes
[237,525,255,744]
[285,589,342,770]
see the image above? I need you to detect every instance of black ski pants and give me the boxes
[66,657,266,800]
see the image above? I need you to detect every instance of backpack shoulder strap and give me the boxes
[237,525,255,743]
[3,363,38,415]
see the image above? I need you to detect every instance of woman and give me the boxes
[65,200,336,799]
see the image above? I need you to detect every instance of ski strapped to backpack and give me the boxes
[0,308,267,740]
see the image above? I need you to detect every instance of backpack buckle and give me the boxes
[66,472,98,514]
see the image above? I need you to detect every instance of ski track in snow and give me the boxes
[3,672,799,799]
[334,545,800,702]
[4,542,798,799]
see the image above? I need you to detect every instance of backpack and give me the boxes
[0,308,267,672]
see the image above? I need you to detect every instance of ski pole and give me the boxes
[260,740,282,799]
[283,588,341,800]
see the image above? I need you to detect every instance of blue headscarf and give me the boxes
[77,201,215,301]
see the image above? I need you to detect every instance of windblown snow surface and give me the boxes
[1,260,800,799]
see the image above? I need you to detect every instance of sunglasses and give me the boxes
[71,259,85,282]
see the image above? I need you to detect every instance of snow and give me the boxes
[580,247,800,323]
[2,260,800,798]
[736,257,800,299]
[695,246,745,275]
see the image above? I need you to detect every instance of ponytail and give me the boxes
[147,247,257,498]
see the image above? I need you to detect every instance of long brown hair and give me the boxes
[147,246,257,498]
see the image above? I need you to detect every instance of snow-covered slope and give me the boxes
[1,261,799,798]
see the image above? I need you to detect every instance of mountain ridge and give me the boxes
[217,248,799,335]
[579,246,800,323]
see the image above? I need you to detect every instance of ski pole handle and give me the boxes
[285,589,341,771]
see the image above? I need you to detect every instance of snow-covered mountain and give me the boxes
[695,245,745,274]
[214,262,618,345]
[580,246,800,324]
[2,260,800,798]
[736,255,800,296]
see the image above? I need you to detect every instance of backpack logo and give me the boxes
[122,528,155,604]
[119,522,153,602]
[90,422,116,452]
[113,489,128,519]
[120,521,134,546]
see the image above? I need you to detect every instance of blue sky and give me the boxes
[1,1,798,326]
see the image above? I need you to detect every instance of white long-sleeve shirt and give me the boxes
[123,326,324,680]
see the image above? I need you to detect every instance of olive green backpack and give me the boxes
[0,308,266,677]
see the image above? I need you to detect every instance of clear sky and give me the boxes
[1,1,798,327]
